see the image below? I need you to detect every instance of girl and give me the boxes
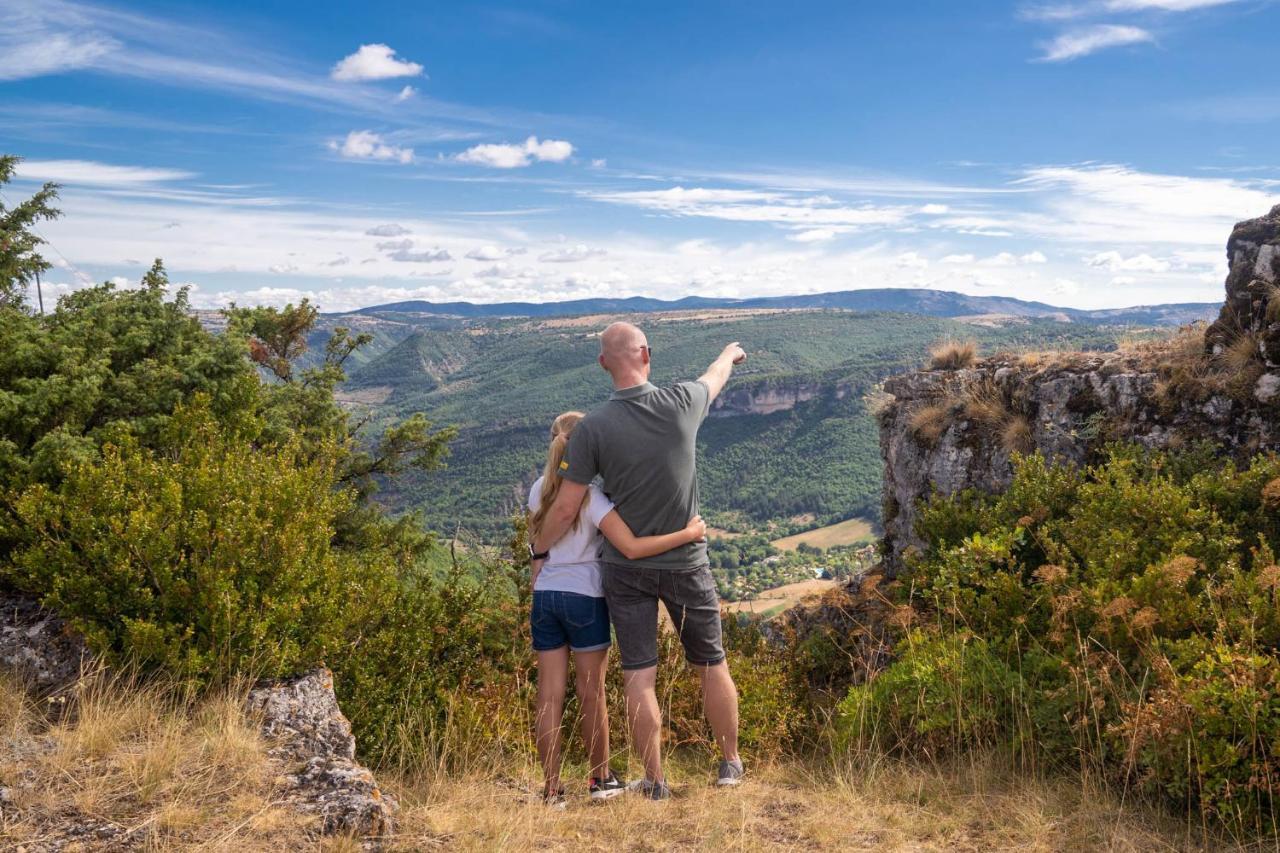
[527,411,706,805]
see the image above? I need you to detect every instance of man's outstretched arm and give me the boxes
[698,341,747,402]
[532,478,589,555]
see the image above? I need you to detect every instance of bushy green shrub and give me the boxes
[862,444,1280,831]
[836,630,1018,755]
[5,400,373,680]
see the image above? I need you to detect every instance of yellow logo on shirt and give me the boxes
[559,460,569,471]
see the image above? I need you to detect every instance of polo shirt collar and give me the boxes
[610,382,657,401]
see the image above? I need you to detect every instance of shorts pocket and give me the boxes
[558,592,603,630]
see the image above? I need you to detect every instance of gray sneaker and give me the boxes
[716,758,744,787]
[627,778,672,800]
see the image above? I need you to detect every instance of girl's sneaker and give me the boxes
[543,786,567,809]
[589,771,627,801]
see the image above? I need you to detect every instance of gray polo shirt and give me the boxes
[561,380,711,570]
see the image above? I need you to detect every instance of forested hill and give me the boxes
[329,305,1148,540]
[350,288,1218,327]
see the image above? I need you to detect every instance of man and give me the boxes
[531,321,745,799]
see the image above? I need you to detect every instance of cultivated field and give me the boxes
[771,517,876,551]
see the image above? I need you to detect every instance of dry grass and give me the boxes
[386,750,1225,851]
[908,400,953,447]
[928,339,979,371]
[0,671,313,850]
[771,517,876,551]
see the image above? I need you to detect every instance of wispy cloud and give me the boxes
[1023,0,1242,19]
[584,186,914,231]
[14,159,195,186]
[1036,24,1154,61]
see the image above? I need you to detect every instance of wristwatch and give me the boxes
[529,544,550,561]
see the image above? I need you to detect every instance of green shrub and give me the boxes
[4,400,371,681]
[836,630,1018,755]
[866,444,1280,831]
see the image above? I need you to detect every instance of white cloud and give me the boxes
[539,244,606,263]
[1037,25,1153,62]
[465,245,506,261]
[1086,250,1172,272]
[474,264,510,278]
[0,32,118,80]
[330,130,414,164]
[1013,163,1277,245]
[896,252,929,270]
[788,228,838,243]
[14,159,194,186]
[268,263,299,274]
[387,247,451,263]
[376,239,414,251]
[920,204,950,214]
[586,186,912,230]
[1022,0,1238,19]
[590,158,607,169]
[1111,275,1138,285]
[331,44,423,82]
[395,85,416,102]
[365,223,410,237]
[942,253,976,264]
[456,136,575,168]
[1021,250,1049,263]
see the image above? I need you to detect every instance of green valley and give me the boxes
[329,306,1140,541]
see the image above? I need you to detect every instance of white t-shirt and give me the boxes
[528,475,614,598]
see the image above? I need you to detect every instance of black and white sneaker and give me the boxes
[716,758,744,787]
[542,786,567,809]
[589,771,627,801]
[627,778,672,800]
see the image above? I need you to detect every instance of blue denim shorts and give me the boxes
[530,590,611,653]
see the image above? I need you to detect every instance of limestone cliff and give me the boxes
[879,205,1280,573]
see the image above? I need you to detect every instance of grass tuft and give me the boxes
[929,339,979,371]
[908,400,953,447]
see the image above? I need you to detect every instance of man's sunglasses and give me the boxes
[640,344,654,357]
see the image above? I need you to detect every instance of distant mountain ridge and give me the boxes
[349,287,1218,327]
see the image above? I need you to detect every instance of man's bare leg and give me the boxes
[698,661,740,762]
[622,665,663,783]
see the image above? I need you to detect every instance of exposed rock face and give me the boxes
[1206,204,1280,367]
[0,592,396,844]
[879,207,1280,574]
[711,382,842,416]
[0,593,91,696]
[246,668,398,839]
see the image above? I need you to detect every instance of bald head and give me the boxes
[599,321,650,385]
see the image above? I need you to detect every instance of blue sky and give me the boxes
[2,0,1278,311]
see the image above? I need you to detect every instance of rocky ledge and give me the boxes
[0,592,396,847]
[880,205,1280,573]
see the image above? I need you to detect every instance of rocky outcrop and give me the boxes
[711,381,851,416]
[0,592,396,844]
[0,593,91,697]
[1206,204,1280,366]
[246,668,398,839]
[879,206,1280,574]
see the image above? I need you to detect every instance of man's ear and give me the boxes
[598,353,608,371]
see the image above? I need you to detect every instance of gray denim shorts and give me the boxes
[601,562,725,671]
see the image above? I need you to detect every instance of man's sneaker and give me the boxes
[716,758,745,787]
[626,778,672,800]
[542,787,567,809]
[589,771,627,801]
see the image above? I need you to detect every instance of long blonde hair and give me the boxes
[528,411,591,542]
